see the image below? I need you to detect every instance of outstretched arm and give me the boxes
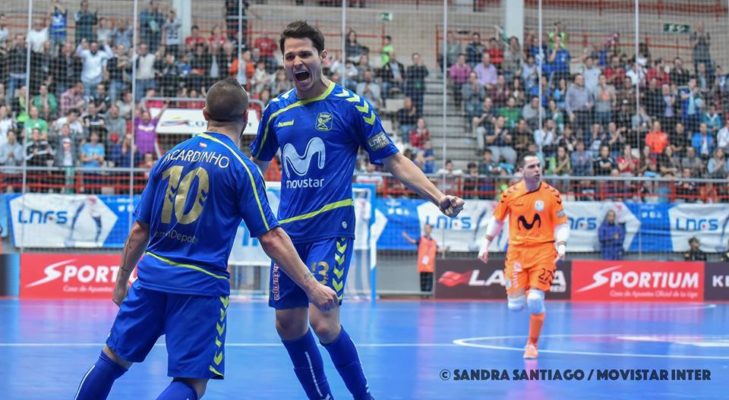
[382,152,464,217]
[401,231,417,245]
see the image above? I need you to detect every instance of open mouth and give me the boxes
[294,70,311,82]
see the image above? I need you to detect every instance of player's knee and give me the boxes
[507,295,526,312]
[311,319,340,343]
[102,345,132,369]
[527,289,545,314]
[275,309,309,340]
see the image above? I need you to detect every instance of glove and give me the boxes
[478,238,490,264]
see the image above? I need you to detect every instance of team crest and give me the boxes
[534,200,545,211]
[315,112,333,131]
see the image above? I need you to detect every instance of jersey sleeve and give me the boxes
[549,186,568,225]
[492,188,511,221]
[133,160,162,225]
[349,95,398,164]
[249,103,279,162]
[237,158,279,237]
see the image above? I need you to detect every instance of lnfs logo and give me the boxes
[282,137,326,189]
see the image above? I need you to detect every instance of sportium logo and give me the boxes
[21,254,132,299]
[572,261,703,302]
[282,137,326,189]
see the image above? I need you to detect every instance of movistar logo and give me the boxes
[282,137,326,189]
[517,214,542,230]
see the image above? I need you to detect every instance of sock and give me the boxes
[74,351,128,400]
[322,326,370,400]
[155,381,198,400]
[282,329,332,400]
[528,313,545,345]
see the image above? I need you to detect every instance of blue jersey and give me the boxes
[251,82,398,243]
[134,132,278,296]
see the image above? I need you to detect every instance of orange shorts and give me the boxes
[504,244,557,295]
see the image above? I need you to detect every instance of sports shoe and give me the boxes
[523,342,538,359]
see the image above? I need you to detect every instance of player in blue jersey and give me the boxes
[74,78,338,400]
[250,21,465,400]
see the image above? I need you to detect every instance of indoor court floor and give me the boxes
[1,299,727,399]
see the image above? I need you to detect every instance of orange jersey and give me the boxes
[493,181,568,246]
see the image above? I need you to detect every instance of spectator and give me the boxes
[0,130,23,167]
[593,145,616,176]
[465,32,484,67]
[501,36,523,83]
[683,237,707,261]
[54,136,78,168]
[79,130,104,169]
[25,128,55,167]
[645,120,669,157]
[0,106,15,141]
[441,31,460,71]
[404,52,429,113]
[616,144,639,176]
[580,56,601,94]
[380,52,405,98]
[680,78,702,132]
[675,167,697,202]
[485,115,516,166]
[28,17,49,54]
[0,14,9,49]
[593,74,615,127]
[134,106,163,159]
[250,61,272,96]
[521,54,539,92]
[691,122,716,159]
[355,69,382,110]
[344,30,365,63]
[139,0,165,52]
[571,139,593,176]
[408,118,430,150]
[598,210,625,260]
[534,119,557,157]
[449,54,471,109]
[690,23,712,74]
[134,43,157,102]
[435,159,462,194]
[109,133,139,168]
[162,9,181,56]
[706,148,728,179]
[474,53,497,89]
[521,96,544,130]
[396,97,418,139]
[463,72,486,125]
[106,44,129,103]
[658,145,681,176]
[23,106,49,139]
[681,146,704,177]
[51,108,84,142]
[51,42,82,98]
[565,74,594,138]
[701,104,722,134]
[6,34,28,107]
[34,84,58,121]
[112,17,133,50]
[115,91,134,120]
[462,162,481,198]
[158,53,182,97]
[184,25,206,53]
[548,35,571,83]
[74,0,98,45]
[95,16,113,46]
[478,148,501,177]
[717,118,729,153]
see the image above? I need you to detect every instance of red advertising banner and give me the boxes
[571,260,704,302]
[20,254,131,299]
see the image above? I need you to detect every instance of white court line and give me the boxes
[0,342,458,348]
[453,334,729,360]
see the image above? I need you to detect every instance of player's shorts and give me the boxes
[504,243,557,295]
[106,280,229,379]
[269,236,354,309]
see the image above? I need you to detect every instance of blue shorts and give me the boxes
[106,280,230,379]
[269,237,354,309]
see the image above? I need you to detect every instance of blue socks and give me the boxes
[74,351,128,400]
[282,329,333,400]
[155,380,198,400]
[322,327,371,400]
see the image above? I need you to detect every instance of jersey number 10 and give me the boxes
[161,166,210,224]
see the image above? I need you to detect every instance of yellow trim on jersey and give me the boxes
[278,198,354,224]
[334,88,376,125]
[144,251,228,280]
[209,365,224,377]
[199,133,271,231]
[254,82,336,159]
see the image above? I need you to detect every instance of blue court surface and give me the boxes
[2,299,728,399]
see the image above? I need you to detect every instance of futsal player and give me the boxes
[478,153,569,359]
[250,21,464,400]
[74,78,337,400]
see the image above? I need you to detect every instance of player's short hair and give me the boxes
[280,20,325,55]
[519,152,539,168]
[205,78,249,123]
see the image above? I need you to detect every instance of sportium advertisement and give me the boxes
[434,259,571,300]
[571,260,704,302]
[20,254,135,299]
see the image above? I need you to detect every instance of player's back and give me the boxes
[495,181,566,247]
[135,131,276,296]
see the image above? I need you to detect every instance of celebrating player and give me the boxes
[478,153,569,359]
[74,78,337,400]
[251,21,464,400]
